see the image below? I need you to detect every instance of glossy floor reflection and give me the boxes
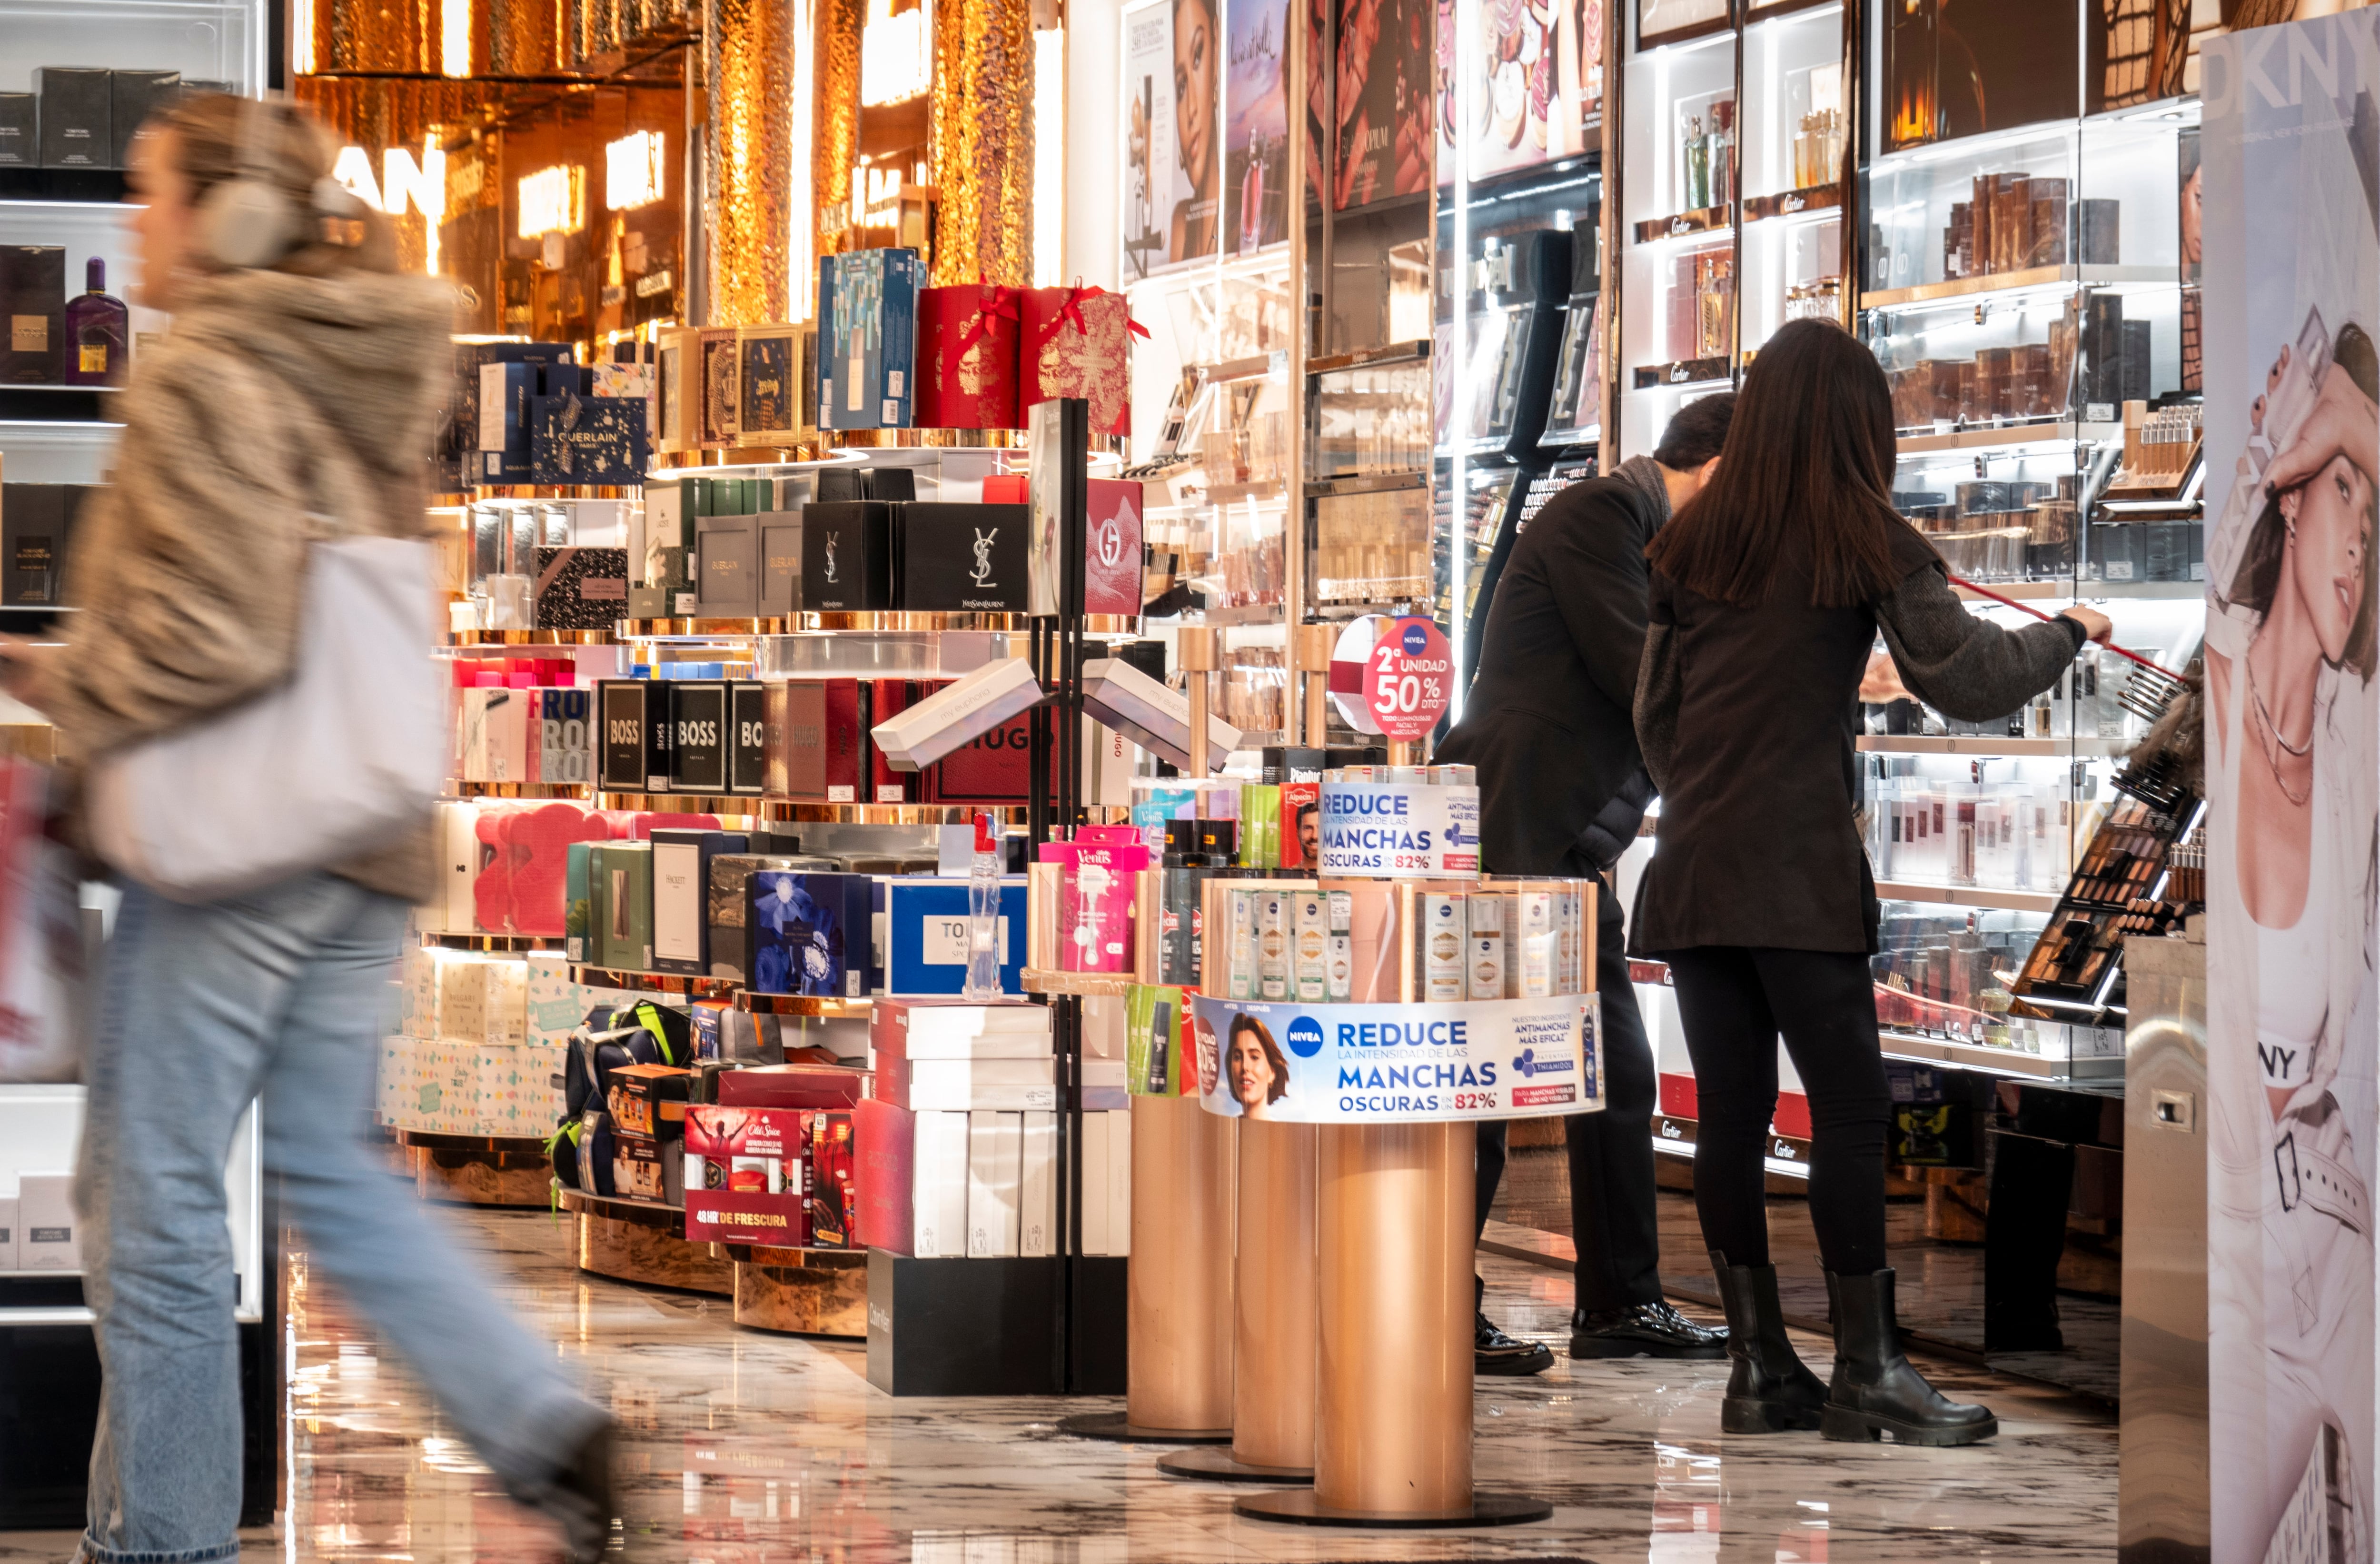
[0,1205,2118,1564]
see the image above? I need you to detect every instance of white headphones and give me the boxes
[195,94,364,271]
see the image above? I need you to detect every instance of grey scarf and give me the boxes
[1612,454,1672,528]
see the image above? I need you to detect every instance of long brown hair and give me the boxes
[1644,318,1914,608]
[150,93,400,278]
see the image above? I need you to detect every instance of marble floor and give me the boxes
[0,1204,2120,1564]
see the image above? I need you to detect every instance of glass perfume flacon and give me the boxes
[62,256,127,387]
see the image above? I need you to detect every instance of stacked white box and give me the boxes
[18,1171,78,1271]
[0,1181,18,1271]
[965,1111,1023,1257]
[911,1110,971,1258]
[377,1035,419,1126]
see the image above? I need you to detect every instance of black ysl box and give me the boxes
[893,502,1030,613]
[668,680,730,793]
[34,69,110,169]
[694,513,759,616]
[801,501,893,611]
[598,679,673,793]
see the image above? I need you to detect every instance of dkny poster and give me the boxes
[2203,14,2380,1560]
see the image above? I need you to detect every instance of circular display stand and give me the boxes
[1056,1412,1232,1444]
[1156,1447,1312,1484]
[397,1131,552,1209]
[1233,1491,1554,1528]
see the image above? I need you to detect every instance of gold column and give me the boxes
[812,0,865,266]
[1232,1118,1317,1469]
[1125,1092,1237,1432]
[705,0,796,325]
[1313,1120,1474,1514]
[925,0,1035,286]
[487,0,562,74]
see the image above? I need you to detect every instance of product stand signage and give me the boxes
[1190,993,1601,1123]
[1360,616,1452,740]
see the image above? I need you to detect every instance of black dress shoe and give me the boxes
[1476,1312,1555,1376]
[508,1416,620,1564]
[1569,1299,1730,1360]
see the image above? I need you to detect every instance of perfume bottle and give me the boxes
[1683,115,1709,210]
[63,256,127,387]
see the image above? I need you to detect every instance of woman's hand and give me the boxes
[2060,605,2113,644]
[2265,360,2380,497]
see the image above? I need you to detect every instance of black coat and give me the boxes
[1437,472,1663,875]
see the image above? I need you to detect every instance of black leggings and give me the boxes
[1663,946,1891,1275]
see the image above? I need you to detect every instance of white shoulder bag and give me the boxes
[86,533,447,903]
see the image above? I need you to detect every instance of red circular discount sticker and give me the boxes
[1363,616,1452,740]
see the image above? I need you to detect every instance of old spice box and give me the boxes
[683,1104,809,1245]
[913,284,1023,431]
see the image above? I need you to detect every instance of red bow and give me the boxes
[1039,280,1151,347]
[953,278,1022,358]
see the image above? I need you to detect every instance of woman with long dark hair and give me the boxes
[1632,318,2110,1445]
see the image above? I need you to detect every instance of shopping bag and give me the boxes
[86,535,446,902]
[0,761,89,1084]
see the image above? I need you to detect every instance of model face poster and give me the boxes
[1330,0,1432,208]
[1225,0,1290,252]
[2202,16,2380,1561]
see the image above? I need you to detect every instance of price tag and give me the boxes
[1361,616,1453,741]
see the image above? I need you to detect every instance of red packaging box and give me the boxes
[868,679,918,804]
[806,1110,858,1247]
[1280,780,1321,870]
[913,284,1024,431]
[713,1064,867,1110]
[684,1104,809,1245]
[605,1063,694,1138]
[852,1097,914,1253]
[982,474,1028,505]
[1082,479,1146,618]
[764,680,861,802]
[925,709,1031,804]
[1022,285,1139,437]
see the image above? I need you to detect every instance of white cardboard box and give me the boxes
[873,657,1045,771]
[1019,1110,1055,1257]
[0,1184,18,1272]
[18,1170,78,1271]
[1081,657,1240,774]
[911,1110,970,1258]
[965,1110,1022,1258]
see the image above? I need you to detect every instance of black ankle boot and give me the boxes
[1821,1268,1996,1445]
[1707,1251,1825,1433]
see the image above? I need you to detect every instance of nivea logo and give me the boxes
[1400,621,1429,655]
[1286,1016,1325,1058]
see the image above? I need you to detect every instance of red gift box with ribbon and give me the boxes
[913,283,1024,430]
[1022,283,1148,438]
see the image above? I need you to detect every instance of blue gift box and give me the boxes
[875,876,1028,997]
[532,390,652,487]
[744,871,875,998]
[817,248,922,430]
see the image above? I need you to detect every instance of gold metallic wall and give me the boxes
[812,0,866,267]
[926,0,1035,286]
[706,0,797,324]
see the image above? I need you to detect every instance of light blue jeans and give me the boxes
[76,872,603,1564]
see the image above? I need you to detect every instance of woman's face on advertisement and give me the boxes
[1174,0,1215,189]
[1228,1030,1273,1107]
[1338,0,1380,118]
[2181,167,2203,267]
[2284,451,2373,663]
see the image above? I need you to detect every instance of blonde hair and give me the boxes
[149,93,400,277]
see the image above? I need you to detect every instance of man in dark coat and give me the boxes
[1437,393,1736,1373]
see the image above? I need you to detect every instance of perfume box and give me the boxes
[877,877,1029,997]
[1081,657,1240,773]
[764,679,829,799]
[1022,284,1134,437]
[110,70,180,166]
[698,326,740,448]
[706,852,835,981]
[926,712,1032,805]
[654,325,699,454]
[0,95,35,167]
[817,248,923,429]
[460,687,529,781]
[565,841,594,959]
[1082,479,1147,617]
[872,657,1043,771]
[668,679,730,793]
[592,841,655,971]
[738,323,803,442]
[759,511,802,616]
[914,283,1024,430]
[1,483,65,605]
[531,391,651,487]
[802,501,893,610]
[651,828,749,976]
[894,502,1029,612]
[532,546,628,629]
[745,869,873,997]
[729,680,769,795]
[34,69,109,169]
[695,512,759,616]
[868,680,916,803]
[455,342,570,473]
[597,679,672,792]
[18,1171,77,1271]
[1,246,65,383]
[645,476,690,558]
